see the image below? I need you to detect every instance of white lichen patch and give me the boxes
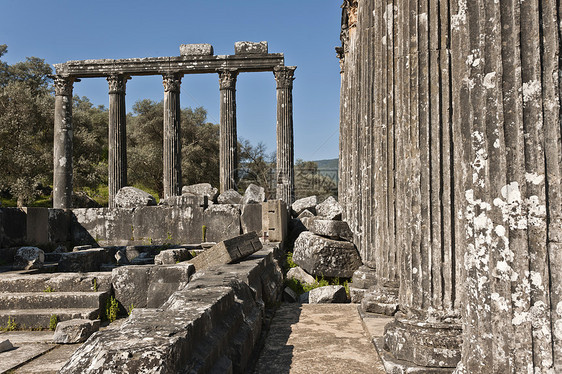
[452,0,467,30]
[522,80,541,103]
[525,172,544,185]
[493,182,527,230]
[483,72,496,89]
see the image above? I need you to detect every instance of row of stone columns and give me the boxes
[339,0,562,372]
[53,67,296,209]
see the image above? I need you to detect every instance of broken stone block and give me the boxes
[349,287,367,303]
[154,248,193,265]
[235,41,268,55]
[179,43,213,56]
[115,249,130,266]
[316,196,343,220]
[297,209,315,219]
[293,231,362,278]
[58,248,112,272]
[217,189,242,204]
[241,183,265,205]
[307,218,353,242]
[241,203,262,235]
[283,287,298,302]
[309,285,347,304]
[188,232,262,271]
[286,266,316,285]
[0,339,13,353]
[53,319,101,344]
[263,200,288,242]
[115,187,157,208]
[291,196,318,217]
[361,288,399,315]
[202,204,241,242]
[160,194,207,208]
[182,183,219,202]
[14,247,44,270]
[352,265,377,289]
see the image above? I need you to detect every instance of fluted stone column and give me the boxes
[53,76,75,209]
[107,74,129,208]
[162,73,182,199]
[274,66,296,205]
[218,69,238,192]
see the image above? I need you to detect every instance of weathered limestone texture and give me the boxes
[182,183,219,202]
[274,66,296,205]
[13,247,44,270]
[188,232,262,271]
[339,0,562,372]
[235,41,268,55]
[107,74,129,208]
[162,73,182,199]
[114,187,156,208]
[180,43,213,56]
[53,76,75,209]
[53,319,100,344]
[219,69,239,192]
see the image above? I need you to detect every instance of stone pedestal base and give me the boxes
[374,337,455,374]
[361,285,399,315]
[383,314,461,369]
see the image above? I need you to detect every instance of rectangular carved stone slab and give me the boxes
[262,200,288,242]
[188,232,262,271]
[235,41,268,55]
[179,44,213,56]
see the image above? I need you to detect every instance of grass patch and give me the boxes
[1,317,17,331]
[49,314,58,331]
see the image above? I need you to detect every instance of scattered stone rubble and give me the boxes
[309,285,347,304]
[114,187,157,208]
[53,319,101,344]
[13,246,44,270]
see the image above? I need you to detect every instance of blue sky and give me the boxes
[1,0,342,161]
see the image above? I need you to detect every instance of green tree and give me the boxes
[0,45,54,206]
[294,159,338,200]
[238,138,275,198]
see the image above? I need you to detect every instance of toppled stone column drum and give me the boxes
[53,76,75,209]
[162,73,182,199]
[219,69,238,192]
[274,66,296,205]
[107,75,129,208]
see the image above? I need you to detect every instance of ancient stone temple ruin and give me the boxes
[339,0,562,372]
[52,42,296,208]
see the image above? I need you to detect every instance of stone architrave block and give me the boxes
[235,41,268,55]
[13,247,45,270]
[241,184,265,205]
[291,196,318,217]
[202,204,241,242]
[53,319,101,344]
[217,189,243,204]
[188,232,262,271]
[180,44,214,56]
[263,200,288,242]
[286,266,316,285]
[115,187,157,208]
[316,196,343,220]
[307,218,354,242]
[293,231,362,278]
[309,285,347,304]
[241,203,263,235]
[154,248,194,265]
[182,183,219,202]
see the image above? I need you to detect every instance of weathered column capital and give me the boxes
[218,69,238,90]
[107,74,130,94]
[54,76,75,96]
[273,66,296,90]
[162,73,182,93]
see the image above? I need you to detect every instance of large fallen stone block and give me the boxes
[309,285,347,304]
[112,263,195,310]
[293,231,362,278]
[53,319,100,344]
[217,189,242,204]
[307,218,353,242]
[291,195,318,216]
[115,187,157,208]
[13,247,44,270]
[188,232,262,271]
[202,204,241,242]
[58,248,112,272]
[241,183,265,205]
[154,248,193,265]
[241,203,263,235]
[182,183,219,202]
[316,196,343,220]
[286,266,316,285]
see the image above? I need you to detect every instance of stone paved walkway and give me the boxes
[254,303,389,374]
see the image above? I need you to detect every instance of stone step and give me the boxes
[0,292,108,310]
[0,272,112,293]
[0,308,99,330]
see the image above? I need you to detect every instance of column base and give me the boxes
[373,337,455,374]
[360,284,399,315]
[383,313,461,369]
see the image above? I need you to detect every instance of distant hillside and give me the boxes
[314,158,338,171]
